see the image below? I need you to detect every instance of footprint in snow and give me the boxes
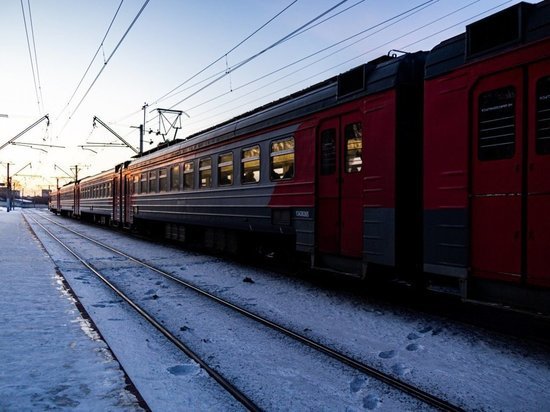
[349,376,367,394]
[391,363,412,377]
[168,363,199,376]
[407,332,421,340]
[378,350,396,359]
[363,394,381,410]
[418,325,433,334]
[406,343,421,351]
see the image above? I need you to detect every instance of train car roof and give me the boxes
[131,51,426,166]
[425,0,550,79]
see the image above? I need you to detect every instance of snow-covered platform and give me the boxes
[0,209,142,410]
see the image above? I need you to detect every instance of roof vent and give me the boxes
[467,2,533,58]
[338,65,366,97]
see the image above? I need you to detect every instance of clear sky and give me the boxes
[0,0,525,195]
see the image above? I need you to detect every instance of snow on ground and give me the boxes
[3,208,550,411]
[43,210,550,411]
[0,209,143,411]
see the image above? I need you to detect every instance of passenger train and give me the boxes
[50,1,550,313]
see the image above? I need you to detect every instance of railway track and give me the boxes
[27,211,464,411]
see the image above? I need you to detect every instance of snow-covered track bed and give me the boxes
[27,211,456,411]
[26,210,550,411]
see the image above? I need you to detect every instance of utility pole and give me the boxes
[142,102,148,155]
[6,162,10,212]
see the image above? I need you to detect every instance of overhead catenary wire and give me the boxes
[20,0,43,115]
[27,0,45,115]
[129,0,358,132]
[151,0,300,107]
[153,0,369,108]
[165,0,353,110]
[139,0,436,131]
[183,0,441,116]
[112,0,301,126]
[178,0,509,133]
[57,0,150,137]
[55,0,125,122]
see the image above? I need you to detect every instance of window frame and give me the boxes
[170,164,181,191]
[199,157,212,188]
[477,86,516,161]
[183,161,194,190]
[344,122,363,173]
[241,145,261,184]
[218,152,234,186]
[270,136,295,181]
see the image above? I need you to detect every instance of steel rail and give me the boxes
[32,212,464,412]
[26,214,261,412]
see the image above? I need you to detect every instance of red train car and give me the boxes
[423,1,550,310]
[122,52,425,277]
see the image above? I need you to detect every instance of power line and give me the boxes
[155,0,370,108]
[20,0,41,115]
[56,0,125,122]
[151,0,300,107]
[27,0,44,114]
[141,0,433,132]
[166,0,352,110]
[58,0,150,137]
[177,0,439,116]
[179,0,507,133]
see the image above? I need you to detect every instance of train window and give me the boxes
[159,168,168,192]
[140,173,147,194]
[149,170,158,193]
[345,123,362,173]
[199,158,212,188]
[133,175,139,194]
[478,86,516,161]
[183,161,194,190]
[320,129,336,175]
[536,76,550,155]
[270,137,294,180]
[218,153,233,186]
[170,165,180,191]
[241,145,260,184]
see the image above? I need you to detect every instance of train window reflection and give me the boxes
[170,165,180,191]
[184,161,194,190]
[218,153,233,186]
[345,123,362,173]
[159,168,168,192]
[242,145,260,184]
[199,158,212,188]
[270,137,294,180]
[140,173,147,194]
[149,170,158,193]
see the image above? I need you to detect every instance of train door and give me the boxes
[124,175,132,226]
[317,118,340,254]
[113,176,119,223]
[317,114,363,258]
[471,68,524,283]
[527,60,550,287]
